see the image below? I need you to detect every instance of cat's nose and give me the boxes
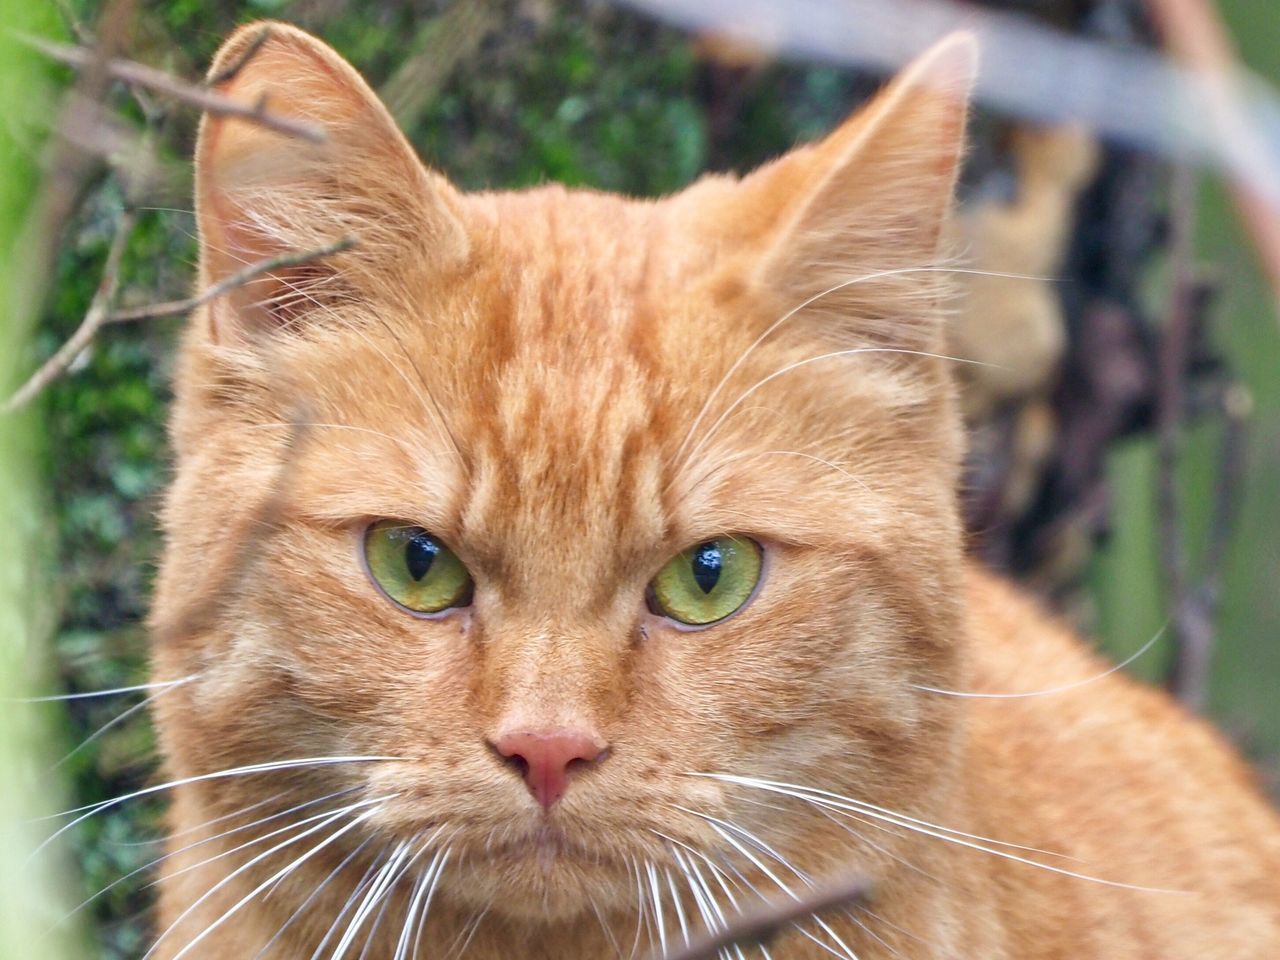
[491,728,609,810]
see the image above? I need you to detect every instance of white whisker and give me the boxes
[312,848,388,960]
[14,673,200,703]
[912,624,1168,699]
[691,774,1072,860]
[63,788,356,928]
[257,835,376,959]
[685,346,993,469]
[646,860,669,957]
[330,839,415,959]
[702,775,1184,894]
[673,265,1043,472]
[162,802,389,960]
[664,866,693,947]
[31,755,399,860]
[398,845,450,960]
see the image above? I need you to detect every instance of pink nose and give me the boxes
[492,729,608,810]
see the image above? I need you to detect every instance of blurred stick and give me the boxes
[9,0,132,332]
[1156,164,1210,708]
[21,34,326,144]
[206,24,272,87]
[379,0,504,129]
[650,875,872,960]
[4,204,136,414]
[1146,0,1280,314]
[107,235,357,323]
[4,236,356,413]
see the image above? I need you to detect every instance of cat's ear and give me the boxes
[195,22,468,341]
[749,33,977,348]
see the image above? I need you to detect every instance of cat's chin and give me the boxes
[443,826,634,921]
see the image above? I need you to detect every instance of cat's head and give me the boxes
[151,22,976,924]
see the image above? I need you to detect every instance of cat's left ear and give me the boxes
[749,33,977,347]
[195,22,469,341]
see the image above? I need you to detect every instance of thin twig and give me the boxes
[5,205,137,414]
[648,875,872,960]
[5,236,356,413]
[8,0,132,334]
[1157,164,1206,707]
[20,34,326,144]
[206,25,272,87]
[1203,382,1251,578]
[107,235,358,324]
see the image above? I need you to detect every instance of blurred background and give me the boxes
[2,0,1277,956]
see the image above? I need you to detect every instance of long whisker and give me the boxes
[331,839,416,959]
[115,790,294,848]
[312,847,389,960]
[646,860,669,958]
[443,896,491,960]
[13,673,200,703]
[31,755,399,859]
[151,793,369,894]
[256,835,376,959]
[665,866,693,947]
[61,787,357,927]
[587,883,627,959]
[912,624,1168,699]
[692,774,1071,860]
[165,805,388,960]
[399,845,450,960]
[701,816,862,960]
[54,678,190,768]
[706,775,1185,894]
[684,347,994,470]
[628,856,652,960]
[667,844,742,960]
[673,264,1047,471]
[685,449,873,504]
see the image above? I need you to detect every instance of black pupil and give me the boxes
[691,541,723,594]
[404,531,439,581]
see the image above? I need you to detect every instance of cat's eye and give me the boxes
[648,537,763,626]
[363,520,473,615]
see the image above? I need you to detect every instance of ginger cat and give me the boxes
[146,22,1280,959]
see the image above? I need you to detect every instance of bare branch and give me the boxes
[4,205,137,414]
[8,0,132,331]
[20,34,327,144]
[1156,164,1206,707]
[206,24,272,87]
[107,235,358,324]
[5,236,356,413]
[649,875,872,960]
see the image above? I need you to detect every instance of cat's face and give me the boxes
[150,23,975,925]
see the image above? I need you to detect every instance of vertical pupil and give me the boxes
[404,532,438,581]
[691,541,723,594]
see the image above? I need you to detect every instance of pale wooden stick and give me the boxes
[649,874,872,960]
[20,34,327,144]
[4,236,356,413]
[107,235,357,324]
[4,206,136,414]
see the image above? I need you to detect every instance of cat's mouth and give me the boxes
[486,824,619,873]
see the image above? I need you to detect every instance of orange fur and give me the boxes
[147,23,1280,958]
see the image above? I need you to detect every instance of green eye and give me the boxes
[363,520,473,614]
[648,537,763,626]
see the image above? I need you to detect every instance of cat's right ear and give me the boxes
[195,22,468,342]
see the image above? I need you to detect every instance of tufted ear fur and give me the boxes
[195,22,469,342]
[747,33,977,351]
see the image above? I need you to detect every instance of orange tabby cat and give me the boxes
[146,21,1280,959]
